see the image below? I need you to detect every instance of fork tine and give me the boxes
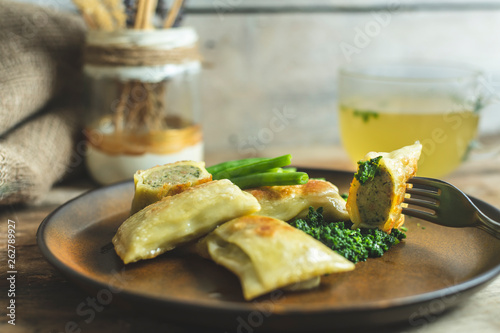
[401,207,438,222]
[407,177,440,188]
[407,177,453,191]
[405,187,440,200]
[403,197,438,211]
[403,177,442,222]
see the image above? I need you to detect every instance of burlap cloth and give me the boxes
[0,1,86,205]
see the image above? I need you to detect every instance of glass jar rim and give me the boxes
[339,61,482,83]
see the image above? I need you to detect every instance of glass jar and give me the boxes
[83,28,203,184]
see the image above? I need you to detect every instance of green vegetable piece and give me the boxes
[290,207,406,263]
[212,154,292,180]
[206,154,309,189]
[229,172,309,190]
[354,156,383,185]
[206,157,267,176]
[264,167,283,173]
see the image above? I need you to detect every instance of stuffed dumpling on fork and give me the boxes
[346,142,422,232]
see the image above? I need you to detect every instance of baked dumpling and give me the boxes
[196,215,355,300]
[245,179,349,222]
[130,160,212,214]
[113,179,261,264]
[346,142,422,232]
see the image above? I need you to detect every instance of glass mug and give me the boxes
[338,62,483,178]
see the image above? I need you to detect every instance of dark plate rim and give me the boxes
[36,168,500,318]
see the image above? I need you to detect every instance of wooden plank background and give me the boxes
[13,0,500,158]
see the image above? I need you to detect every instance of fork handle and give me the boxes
[476,211,500,239]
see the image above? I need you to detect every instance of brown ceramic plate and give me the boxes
[37,168,500,332]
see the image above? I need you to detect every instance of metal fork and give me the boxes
[402,177,500,239]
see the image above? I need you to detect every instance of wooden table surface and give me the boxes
[1,141,500,333]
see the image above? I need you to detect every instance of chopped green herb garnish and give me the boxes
[355,156,383,185]
[290,207,406,263]
[353,110,380,123]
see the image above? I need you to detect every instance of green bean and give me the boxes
[229,172,309,190]
[206,157,266,176]
[212,154,292,180]
[264,167,283,173]
[263,167,297,173]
